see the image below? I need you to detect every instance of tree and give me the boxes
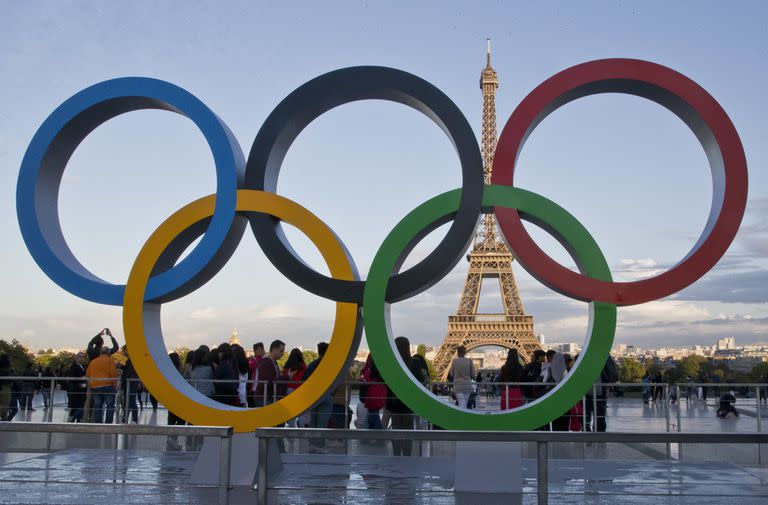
[618,357,645,383]
[676,355,709,381]
[750,362,768,382]
[0,339,34,371]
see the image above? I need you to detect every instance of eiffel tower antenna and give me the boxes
[433,41,540,378]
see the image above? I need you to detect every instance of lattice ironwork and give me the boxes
[434,41,539,378]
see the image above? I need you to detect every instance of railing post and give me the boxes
[344,382,351,454]
[257,435,268,505]
[218,431,231,505]
[592,384,598,432]
[676,384,683,462]
[45,378,55,451]
[664,385,671,461]
[47,379,55,422]
[756,386,762,466]
[537,440,548,505]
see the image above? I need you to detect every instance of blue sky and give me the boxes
[1,1,766,352]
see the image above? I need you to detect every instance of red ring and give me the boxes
[492,58,747,306]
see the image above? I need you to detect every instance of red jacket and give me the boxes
[284,365,306,390]
[247,355,263,394]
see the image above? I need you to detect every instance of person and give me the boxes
[522,350,546,402]
[329,367,354,429]
[546,353,570,431]
[304,342,332,430]
[642,372,652,404]
[65,352,88,422]
[652,372,664,402]
[231,344,250,407]
[212,343,239,406]
[85,346,119,423]
[447,346,475,409]
[121,346,140,424]
[717,391,739,418]
[386,336,421,456]
[189,346,215,398]
[247,342,266,407]
[40,366,54,410]
[0,354,12,420]
[283,348,308,427]
[541,350,556,380]
[411,353,430,386]
[362,355,386,429]
[87,328,119,360]
[586,355,618,432]
[181,350,195,380]
[253,340,286,409]
[498,349,524,410]
[166,352,186,450]
[19,362,37,411]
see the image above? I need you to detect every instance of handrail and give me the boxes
[254,427,768,443]
[0,421,232,437]
[3,376,767,388]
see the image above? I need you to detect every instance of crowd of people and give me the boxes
[437,347,619,431]
[0,329,745,437]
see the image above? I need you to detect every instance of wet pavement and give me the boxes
[0,448,766,504]
[3,391,767,504]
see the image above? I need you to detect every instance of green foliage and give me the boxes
[618,357,646,383]
[750,361,768,382]
[416,344,427,356]
[676,355,709,380]
[0,339,35,371]
[276,349,319,369]
[302,350,319,365]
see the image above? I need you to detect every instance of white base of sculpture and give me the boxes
[188,433,282,487]
[454,441,522,494]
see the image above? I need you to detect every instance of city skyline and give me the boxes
[1,2,767,352]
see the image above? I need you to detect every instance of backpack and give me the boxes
[601,357,619,384]
[364,383,387,410]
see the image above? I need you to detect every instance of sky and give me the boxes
[1,1,767,353]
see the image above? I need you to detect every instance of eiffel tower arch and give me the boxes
[433,41,540,379]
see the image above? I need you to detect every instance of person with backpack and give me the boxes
[362,356,387,429]
[522,349,546,402]
[586,355,618,432]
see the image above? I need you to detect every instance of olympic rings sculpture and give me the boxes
[16,59,747,432]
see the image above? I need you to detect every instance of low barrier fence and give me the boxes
[254,428,768,505]
[0,422,233,505]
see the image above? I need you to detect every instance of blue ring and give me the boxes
[16,77,244,305]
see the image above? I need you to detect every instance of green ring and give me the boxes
[363,185,617,430]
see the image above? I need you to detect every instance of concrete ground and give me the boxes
[0,447,766,505]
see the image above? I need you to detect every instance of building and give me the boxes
[716,337,736,351]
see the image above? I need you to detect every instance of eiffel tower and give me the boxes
[433,41,540,378]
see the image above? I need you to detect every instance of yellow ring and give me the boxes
[123,189,359,432]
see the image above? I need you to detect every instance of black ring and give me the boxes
[244,66,484,303]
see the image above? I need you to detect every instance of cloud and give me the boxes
[732,198,768,258]
[189,306,218,320]
[619,300,712,326]
[674,269,768,304]
[613,257,666,281]
[255,303,301,319]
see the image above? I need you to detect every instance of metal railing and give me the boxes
[254,427,768,505]
[0,422,234,505]
[3,377,765,435]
